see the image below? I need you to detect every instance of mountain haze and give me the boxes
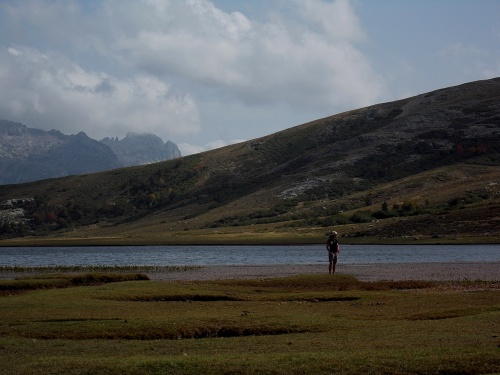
[0,78,499,244]
[0,121,121,184]
[101,133,181,167]
[0,121,181,184]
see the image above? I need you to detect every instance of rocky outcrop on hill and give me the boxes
[0,120,181,184]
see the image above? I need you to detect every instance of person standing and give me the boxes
[326,231,340,274]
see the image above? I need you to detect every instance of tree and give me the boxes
[382,201,389,212]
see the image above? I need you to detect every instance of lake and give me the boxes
[0,244,499,267]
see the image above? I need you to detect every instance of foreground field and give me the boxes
[0,273,499,374]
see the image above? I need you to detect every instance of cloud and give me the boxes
[292,0,365,42]
[0,46,200,140]
[178,138,245,156]
[113,0,383,110]
[0,0,385,148]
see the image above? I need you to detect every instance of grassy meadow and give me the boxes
[0,273,499,374]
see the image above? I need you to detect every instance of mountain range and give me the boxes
[0,77,498,244]
[0,121,181,185]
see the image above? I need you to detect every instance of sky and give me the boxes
[1,0,499,156]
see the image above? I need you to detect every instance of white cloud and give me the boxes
[0,46,200,140]
[109,0,384,110]
[178,143,206,156]
[0,0,385,148]
[292,0,365,42]
[178,138,245,156]
[7,47,21,56]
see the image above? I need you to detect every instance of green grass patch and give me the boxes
[0,274,499,374]
[0,272,149,295]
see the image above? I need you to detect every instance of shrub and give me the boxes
[349,212,372,223]
[372,209,395,219]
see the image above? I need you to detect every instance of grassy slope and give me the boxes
[0,78,499,245]
[1,163,498,246]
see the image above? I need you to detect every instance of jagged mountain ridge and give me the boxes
[101,133,181,167]
[0,77,498,243]
[0,121,181,184]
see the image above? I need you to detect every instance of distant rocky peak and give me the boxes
[100,132,181,166]
[0,119,182,184]
[125,132,156,139]
[47,129,68,139]
[122,132,164,146]
[101,136,119,143]
[0,120,28,136]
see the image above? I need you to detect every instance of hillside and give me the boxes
[0,78,499,245]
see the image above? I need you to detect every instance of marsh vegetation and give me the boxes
[0,273,499,374]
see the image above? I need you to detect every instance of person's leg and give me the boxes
[329,261,333,274]
[332,256,338,274]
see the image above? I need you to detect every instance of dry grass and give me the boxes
[1,162,499,247]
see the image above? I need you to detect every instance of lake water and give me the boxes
[0,244,499,267]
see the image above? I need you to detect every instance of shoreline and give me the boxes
[146,262,500,282]
[1,262,499,282]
